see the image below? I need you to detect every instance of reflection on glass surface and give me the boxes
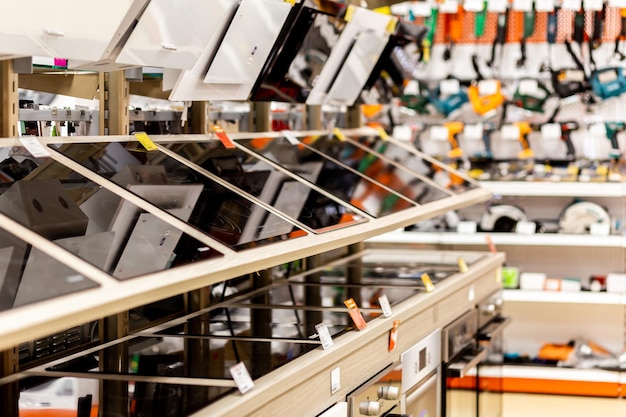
[163,140,367,232]
[0,226,98,312]
[350,135,478,194]
[0,145,221,282]
[250,6,345,103]
[52,141,307,250]
[239,136,415,218]
[19,375,230,417]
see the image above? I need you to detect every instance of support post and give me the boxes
[0,61,18,138]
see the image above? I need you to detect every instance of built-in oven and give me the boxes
[346,329,440,417]
[442,309,484,417]
[476,291,510,417]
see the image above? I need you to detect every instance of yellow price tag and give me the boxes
[458,258,469,273]
[333,128,347,142]
[374,6,392,15]
[386,17,398,34]
[134,132,158,151]
[377,127,391,141]
[345,5,356,22]
[421,273,435,293]
[284,0,295,4]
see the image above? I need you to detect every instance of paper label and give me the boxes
[518,79,540,96]
[229,362,254,394]
[345,5,355,22]
[609,0,626,8]
[344,298,367,330]
[392,125,413,142]
[464,123,484,140]
[134,132,158,151]
[485,235,497,254]
[478,79,499,96]
[464,0,485,11]
[281,130,300,145]
[377,127,391,141]
[564,70,585,82]
[19,137,51,158]
[458,258,469,273]
[440,79,461,96]
[513,0,533,11]
[515,221,537,235]
[388,320,400,352]
[590,222,611,236]
[584,0,603,10]
[330,368,341,394]
[431,126,450,141]
[562,0,582,10]
[536,0,555,11]
[457,221,478,234]
[440,0,459,13]
[315,323,334,350]
[378,294,393,318]
[333,127,347,142]
[501,125,521,141]
[488,0,508,12]
[541,123,562,140]
[211,125,236,149]
[412,2,434,16]
[421,273,435,292]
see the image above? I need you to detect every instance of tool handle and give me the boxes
[496,12,508,44]
[562,134,576,157]
[622,12,626,37]
[547,10,558,44]
[573,10,585,44]
[610,133,620,150]
[475,7,487,38]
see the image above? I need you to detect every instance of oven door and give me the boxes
[444,346,487,417]
[403,370,439,417]
[477,316,511,417]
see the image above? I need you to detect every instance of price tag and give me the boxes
[439,0,459,13]
[518,79,539,96]
[333,127,347,142]
[541,123,562,140]
[609,0,626,8]
[589,123,607,137]
[464,123,484,140]
[458,258,469,273]
[211,124,236,149]
[488,0,508,12]
[412,2,434,16]
[229,362,254,394]
[377,127,391,141]
[478,79,499,96]
[485,235,497,254]
[515,221,537,235]
[562,0,582,10]
[330,368,341,394]
[535,0,555,11]
[564,69,585,82]
[457,221,478,234]
[421,273,435,292]
[501,125,521,141]
[19,137,51,158]
[513,0,533,11]
[345,5,356,21]
[389,320,400,352]
[378,294,393,318]
[464,0,485,11]
[440,78,460,96]
[315,323,334,350]
[134,132,158,151]
[584,0,603,10]
[344,298,367,330]
[392,125,413,142]
[404,80,420,95]
[590,222,611,236]
[430,126,450,141]
[281,130,300,145]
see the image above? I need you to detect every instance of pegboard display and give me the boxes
[411,7,622,45]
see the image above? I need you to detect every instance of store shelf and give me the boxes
[478,365,621,383]
[368,231,626,248]
[481,181,626,198]
[503,290,625,305]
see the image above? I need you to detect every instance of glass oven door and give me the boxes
[404,370,439,417]
[444,346,487,417]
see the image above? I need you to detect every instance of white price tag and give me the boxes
[564,69,585,82]
[440,79,461,96]
[378,294,393,318]
[518,79,539,96]
[330,368,341,394]
[609,0,626,8]
[584,0,603,10]
[457,221,478,234]
[541,123,562,140]
[536,0,555,11]
[430,126,450,141]
[229,362,254,394]
[562,0,582,10]
[590,222,611,236]
[589,123,608,137]
[501,125,521,141]
[412,2,435,17]
[315,323,334,350]
[464,0,485,11]
[464,123,484,140]
[281,130,300,145]
[478,79,499,96]
[513,0,533,11]
[404,80,420,95]
[392,125,413,142]
[439,0,459,13]
[19,137,51,158]
[488,0,508,12]
[515,221,537,235]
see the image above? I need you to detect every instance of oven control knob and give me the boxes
[378,385,400,400]
[359,401,382,416]
[481,303,496,314]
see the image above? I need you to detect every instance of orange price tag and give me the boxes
[211,124,236,149]
[389,320,400,352]
[485,235,497,254]
[344,298,367,330]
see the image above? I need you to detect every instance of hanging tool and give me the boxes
[514,121,534,160]
[488,7,509,69]
[429,80,469,117]
[517,6,537,68]
[443,6,464,61]
[421,6,439,63]
[605,122,625,160]
[540,8,558,72]
[400,80,430,114]
[590,67,626,100]
[474,122,497,160]
[558,121,579,160]
[513,78,552,113]
[444,121,465,159]
[470,1,489,76]
[552,10,589,101]
[468,80,505,115]
[591,3,606,52]
[614,8,626,61]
